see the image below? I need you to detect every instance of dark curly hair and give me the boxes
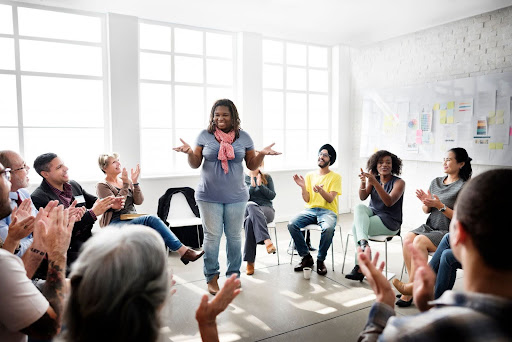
[207,99,242,140]
[366,150,402,176]
[448,147,472,181]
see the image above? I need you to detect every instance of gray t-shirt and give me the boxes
[195,129,254,203]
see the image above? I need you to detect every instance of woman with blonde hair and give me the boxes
[96,153,204,265]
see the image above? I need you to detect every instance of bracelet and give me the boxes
[133,183,139,186]
[360,188,366,191]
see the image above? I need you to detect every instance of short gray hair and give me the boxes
[64,225,170,342]
[98,152,119,174]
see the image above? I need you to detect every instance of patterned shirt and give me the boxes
[45,180,97,220]
[359,291,512,342]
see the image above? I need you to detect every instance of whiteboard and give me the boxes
[360,72,512,166]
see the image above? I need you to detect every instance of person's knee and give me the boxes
[413,235,431,251]
[354,204,367,215]
[404,232,416,244]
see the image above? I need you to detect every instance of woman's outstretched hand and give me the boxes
[259,143,281,156]
[173,138,193,154]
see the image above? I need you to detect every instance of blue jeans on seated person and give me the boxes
[110,215,183,251]
[287,208,337,261]
[428,233,461,299]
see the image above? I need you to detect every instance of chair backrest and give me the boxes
[169,192,197,220]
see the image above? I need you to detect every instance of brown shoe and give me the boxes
[246,262,255,275]
[294,254,314,272]
[208,274,220,295]
[392,278,413,296]
[180,248,205,265]
[266,243,277,254]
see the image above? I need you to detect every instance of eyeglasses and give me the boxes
[318,152,331,158]
[11,163,29,172]
[0,168,11,182]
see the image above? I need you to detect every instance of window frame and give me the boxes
[138,19,237,177]
[0,1,109,181]
[262,38,332,171]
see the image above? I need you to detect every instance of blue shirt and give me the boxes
[195,129,254,204]
[0,188,37,257]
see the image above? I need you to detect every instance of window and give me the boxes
[0,4,107,181]
[139,22,236,176]
[262,39,331,170]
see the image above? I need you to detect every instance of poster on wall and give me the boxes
[455,99,473,122]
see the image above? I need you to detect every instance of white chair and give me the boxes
[289,224,343,271]
[342,230,404,280]
[267,221,280,265]
[166,192,203,251]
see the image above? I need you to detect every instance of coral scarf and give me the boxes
[214,127,235,174]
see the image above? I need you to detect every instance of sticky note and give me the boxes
[489,111,496,118]
[433,103,440,110]
[489,117,496,125]
[510,127,512,136]
[440,103,447,110]
[489,143,496,149]
[497,117,504,124]
[497,110,504,117]
[447,116,454,124]
[497,143,504,150]
[447,102,455,109]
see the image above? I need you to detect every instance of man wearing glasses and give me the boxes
[288,144,342,276]
[0,151,37,257]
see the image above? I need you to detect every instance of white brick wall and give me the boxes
[348,6,512,231]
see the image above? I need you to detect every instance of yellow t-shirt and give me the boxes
[305,170,342,214]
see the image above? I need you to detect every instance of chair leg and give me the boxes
[342,233,351,274]
[290,240,295,264]
[384,240,388,279]
[196,225,201,249]
[331,239,334,271]
[399,235,405,281]
[273,226,280,265]
[338,225,344,255]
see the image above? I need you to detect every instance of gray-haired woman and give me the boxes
[64,225,241,342]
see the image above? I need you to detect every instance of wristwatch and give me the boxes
[439,204,446,212]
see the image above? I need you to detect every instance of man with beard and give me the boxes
[31,153,119,266]
[0,162,75,341]
[288,144,342,276]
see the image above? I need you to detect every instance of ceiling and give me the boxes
[15,0,512,46]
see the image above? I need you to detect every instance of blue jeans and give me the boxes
[197,200,247,283]
[429,233,461,299]
[287,208,337,261]
[110,215,183,251]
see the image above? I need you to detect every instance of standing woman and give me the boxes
[345,150,405,282]
[394,147,472,307]
[96,153,204,265]
[174,99,280,295]
[244,159,276,275]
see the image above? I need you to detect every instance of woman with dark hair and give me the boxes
[174,99,280,295]
[244,159,276,275]
[345,150,405,282]
[394,147,472,307]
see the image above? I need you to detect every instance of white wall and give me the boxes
[348,6,512,231]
